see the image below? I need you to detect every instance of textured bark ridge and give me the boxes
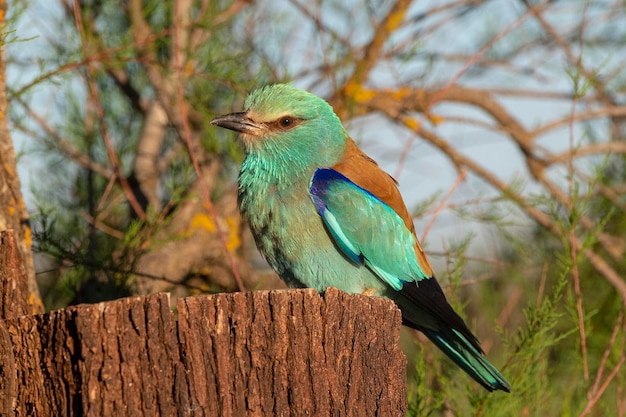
[0,288,407,416]
[0,231,31,321]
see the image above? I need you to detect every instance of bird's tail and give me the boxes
[422,328,511,392]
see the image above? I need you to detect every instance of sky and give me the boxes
[7,0,621,271]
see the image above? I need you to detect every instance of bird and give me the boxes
[211,83,511,392]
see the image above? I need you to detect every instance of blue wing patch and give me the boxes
[309,169,373,265]
[310,168,430,290]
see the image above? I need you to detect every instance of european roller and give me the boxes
[211,84,510,392]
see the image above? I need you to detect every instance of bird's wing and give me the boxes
[333,138,434,277]
[309,168,430,290]
[309,164,511,392]
[309,169,491,363]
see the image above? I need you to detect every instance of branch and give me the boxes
[544,142,626,165]
[343,0,412,92]
[532,106,626,139]
[132,101,168,210]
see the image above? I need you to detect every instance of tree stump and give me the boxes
[0,288,407,416]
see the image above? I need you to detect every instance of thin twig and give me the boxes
[72,2,146,221]
[536,262,549,307]
[571,234,589,381]
[590,311,624,399]
[578,356,625,417]
[568,2,589,382]
[79,212,125,240]
[421,170,467,242]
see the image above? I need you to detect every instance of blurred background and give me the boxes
[5,0,626,415]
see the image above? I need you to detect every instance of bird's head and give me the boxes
[211,84,348,171]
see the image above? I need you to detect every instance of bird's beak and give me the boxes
[210,112,264,136]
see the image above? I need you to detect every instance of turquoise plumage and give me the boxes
[211,84,510,392]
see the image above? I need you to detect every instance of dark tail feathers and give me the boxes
[422,328,511,392]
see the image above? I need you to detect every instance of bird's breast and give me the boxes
[238,171,323,283]
[237,165,384,294]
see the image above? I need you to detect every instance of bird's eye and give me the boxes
[279,117,294,128]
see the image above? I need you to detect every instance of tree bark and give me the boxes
[0,0,43,314]
[0,230,30,321]
[0,230,30,414]
[0,288,407,416]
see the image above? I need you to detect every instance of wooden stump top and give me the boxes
[0,288,407,416]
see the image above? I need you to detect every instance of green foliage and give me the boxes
[406,156,626,415]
